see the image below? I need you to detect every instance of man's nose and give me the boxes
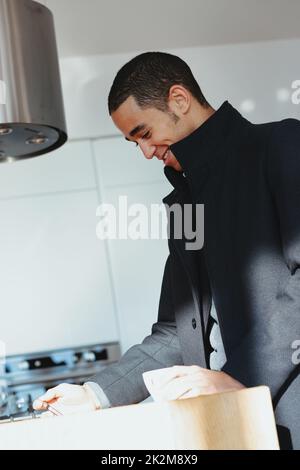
[139,141,156,160]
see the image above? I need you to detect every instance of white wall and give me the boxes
[93,137,172,352]
[0,141,120,355]
[59,39,300,140]
[0,39,299,357]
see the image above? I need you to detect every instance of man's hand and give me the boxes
[33,383,99,416]
[143,365,245,401]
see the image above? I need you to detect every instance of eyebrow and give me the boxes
[125,124,146,141]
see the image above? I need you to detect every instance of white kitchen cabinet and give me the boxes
[100,182,171,353]
[93,136,166,188]
[0,140,96,199]
[0,190,118,355]
[93,135,173,352]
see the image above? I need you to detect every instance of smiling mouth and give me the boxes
[162,149,170,162]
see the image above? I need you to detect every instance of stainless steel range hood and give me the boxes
[0,0,67,163]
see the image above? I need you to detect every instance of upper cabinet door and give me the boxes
[93,137,168,188]
[0,141,97,199]
[0,190,119,355]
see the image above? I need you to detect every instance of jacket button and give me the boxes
[192,318,197,329]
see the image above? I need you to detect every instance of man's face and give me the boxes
[111,96,187,172]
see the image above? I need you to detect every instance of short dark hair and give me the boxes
[108,51,208,115]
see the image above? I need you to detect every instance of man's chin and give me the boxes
[165,161,183,172]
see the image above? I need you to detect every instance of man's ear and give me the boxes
[168,85,190,114]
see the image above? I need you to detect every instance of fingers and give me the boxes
[146,365,201,391]
[32,384,95,415]
[32,399,48,411]
[178,388,203,399]
[157,374,204,401]
[41,384,65,402]
[153,369,244,401]
[33,384,65,410]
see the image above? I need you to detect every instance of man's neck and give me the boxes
[189,104,216,135]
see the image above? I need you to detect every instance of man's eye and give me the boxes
[142,131,151,139]
[133,131,151,147]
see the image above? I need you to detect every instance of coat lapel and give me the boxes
[163,167,210,367]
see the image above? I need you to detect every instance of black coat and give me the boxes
[164,101,300,449]
[92,101,300,449]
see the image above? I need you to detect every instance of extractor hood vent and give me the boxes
[0,0,67,163]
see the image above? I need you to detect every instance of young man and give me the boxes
[34,52,300,449]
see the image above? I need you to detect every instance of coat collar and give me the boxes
[164,101,249,201]
[162,166,189,205]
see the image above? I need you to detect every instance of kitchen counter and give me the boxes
[0,386,279,450]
